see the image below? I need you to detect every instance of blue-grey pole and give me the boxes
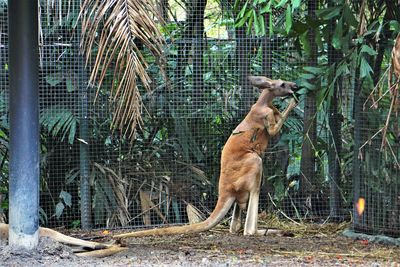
[77,51,91,230]
[8,0,40,249]
[75,0,92,229]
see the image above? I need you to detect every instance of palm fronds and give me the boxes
[40,105,78,144]
[80,0,165,139]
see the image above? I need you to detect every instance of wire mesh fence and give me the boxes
[353,109,400,237]
[0,0,399,239]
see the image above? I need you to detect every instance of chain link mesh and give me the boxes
[0,0,398,238]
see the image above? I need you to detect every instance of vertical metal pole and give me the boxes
[79,63,91,230]
[8,0,39,249]
[75,2,91,229]
[352,76,362,230]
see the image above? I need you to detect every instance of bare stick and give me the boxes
[386,137,400,169]
[359,127,384,152]
[268,193,301,226]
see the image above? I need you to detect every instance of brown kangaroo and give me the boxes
[113,76,298,238]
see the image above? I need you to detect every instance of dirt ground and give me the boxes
[1,223,399,266]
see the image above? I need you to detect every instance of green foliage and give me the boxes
[55,190,72,219]
[235,0,302,36]
[40,105,78,145]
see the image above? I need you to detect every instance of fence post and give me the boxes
[8,0,40,249]
[78,57,91,230]
[352,79,362,229]
[75,18,92,230]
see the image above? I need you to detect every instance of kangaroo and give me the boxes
[114,76,298,239]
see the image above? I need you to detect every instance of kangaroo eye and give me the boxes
[280,83,285,88]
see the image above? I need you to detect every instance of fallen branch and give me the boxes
[267,193,302,226]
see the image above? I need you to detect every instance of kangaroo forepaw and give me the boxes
[288,98,298,109]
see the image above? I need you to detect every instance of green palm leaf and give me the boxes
[40,105,78,144]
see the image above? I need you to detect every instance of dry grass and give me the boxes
[68,215,400,264]
[258,212,350,237]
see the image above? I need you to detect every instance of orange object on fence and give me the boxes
[356,198,365,216]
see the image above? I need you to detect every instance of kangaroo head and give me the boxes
[248,76,298,97]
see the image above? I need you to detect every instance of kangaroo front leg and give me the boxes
[281,98,297,118]
[272,106,282,119]
[265,110,282,137]
[265,99,297,136]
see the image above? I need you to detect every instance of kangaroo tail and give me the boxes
[113,196,235,238]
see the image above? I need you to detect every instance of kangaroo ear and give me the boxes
[248,76,272,89]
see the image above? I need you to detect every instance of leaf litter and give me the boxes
[1,216,399,266]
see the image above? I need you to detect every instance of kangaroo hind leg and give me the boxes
[243,190,265,236]
[230,202,244,234]
[243,162,265,236]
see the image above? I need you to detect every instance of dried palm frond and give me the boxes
[139,190,152,225]
[186,203,204,224]
[93,162,131,227]
[80,0,165,139]
[139,190,168,225]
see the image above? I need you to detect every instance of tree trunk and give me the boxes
[175,2,195,96]
[192,0,207,109]
[262,14,273,79]
[372,11,390,86]
[300,0,318,194]
[327,82,342,220]
[225,0,253,116]
[327,0,343,221]
[175,0,207,108]
[236,23,253,117]
[158,0,169,22]
[327,80,343,220]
